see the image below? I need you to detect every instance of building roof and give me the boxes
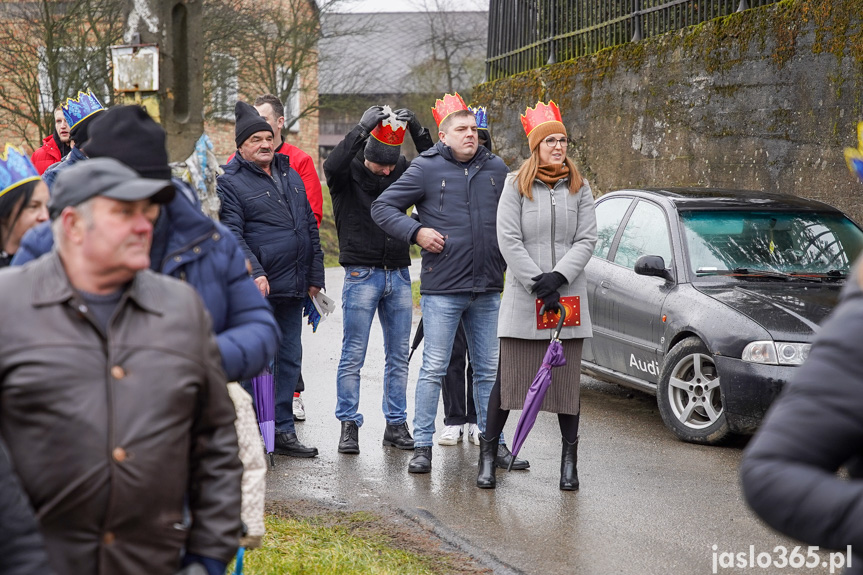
[319,11,488,95]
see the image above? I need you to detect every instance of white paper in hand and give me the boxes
[313,291,336,316]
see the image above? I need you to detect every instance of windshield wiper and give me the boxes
[790,269,847,282]
[696,268,824,282]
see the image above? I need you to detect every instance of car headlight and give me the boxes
[741,341,811,366]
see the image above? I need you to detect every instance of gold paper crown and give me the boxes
[432,93,469,127]
[520,101,563,138]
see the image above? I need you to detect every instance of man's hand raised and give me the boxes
[394,108,423,139]
[416,227,446,253]
[359,106,389,133]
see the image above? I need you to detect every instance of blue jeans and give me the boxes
[272,297,304,434]
[413,292,500,447]
[336,266,412,426]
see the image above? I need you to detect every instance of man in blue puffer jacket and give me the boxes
[218,101,325,459]
[371,95,509,475]
[12,106,280,385]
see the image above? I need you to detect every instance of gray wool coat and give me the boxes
[496,173,597,340]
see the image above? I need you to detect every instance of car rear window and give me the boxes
[680,210,863,277]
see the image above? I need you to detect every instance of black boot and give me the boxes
[560,436,579,491]
[274,432,319,458]
[382,422,415,450]
[477,435,498,489]
[496,443,530,470]
[338,421,359,454]
[408,446,432,473]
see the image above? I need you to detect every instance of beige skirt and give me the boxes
[499,337,583,415]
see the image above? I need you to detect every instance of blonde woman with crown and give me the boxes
[479,101,597,491]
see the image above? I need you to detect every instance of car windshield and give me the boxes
[680,210,863,279]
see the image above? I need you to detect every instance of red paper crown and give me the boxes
[371,117,407,146]
[432,92,469,127]
[520,101,563,138]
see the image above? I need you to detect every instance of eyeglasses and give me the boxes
[543,137,568,149]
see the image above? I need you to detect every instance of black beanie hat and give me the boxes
[364,138,400,165]
[69,112,101,148]
[235,101,273,147]
[84,105,171,180]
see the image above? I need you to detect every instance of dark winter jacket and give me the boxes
[0,437,55,575]
[740,265,863,574]
[11,181,280,382]
[41,146,86,191]
[30,134,67,175]
[229,142,324,227]
[218,153,325,299]
[0,251,243,575]
[371,142,508,294]
[324,124,433,268]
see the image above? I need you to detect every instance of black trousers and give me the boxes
[441,322,477,425]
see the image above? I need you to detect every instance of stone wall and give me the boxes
[474,0,863,222]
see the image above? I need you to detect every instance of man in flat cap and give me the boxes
[218,100,324,458]
[0,158,243,575]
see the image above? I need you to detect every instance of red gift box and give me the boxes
[535,296,581,330]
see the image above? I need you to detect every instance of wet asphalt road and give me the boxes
[266,261,817,575]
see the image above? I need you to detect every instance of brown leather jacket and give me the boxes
[0,252,243,575]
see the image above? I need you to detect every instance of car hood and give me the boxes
[693,282,842,340]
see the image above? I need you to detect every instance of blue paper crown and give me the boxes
[470,106,488,130]
[61,90,105,129]
[0,144,40,199]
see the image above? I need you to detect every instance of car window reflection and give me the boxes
[681,211,863,277]
[613,202,673,269]
[593,197,632,259]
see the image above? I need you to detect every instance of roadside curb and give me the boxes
[398,507,527,575]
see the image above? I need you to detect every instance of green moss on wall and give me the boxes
[475,0,863,105]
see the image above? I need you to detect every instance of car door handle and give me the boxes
[600,280,611,288]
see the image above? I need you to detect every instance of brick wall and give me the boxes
[204,49,320,172]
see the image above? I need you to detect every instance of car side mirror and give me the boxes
[635,255,674,282]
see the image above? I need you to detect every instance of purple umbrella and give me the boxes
[252,367,275,467]
[508,307,568,471]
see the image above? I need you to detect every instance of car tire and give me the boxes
[657,337,731,445]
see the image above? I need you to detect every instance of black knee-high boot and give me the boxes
[560,437,579,491]
[477,435,498,489]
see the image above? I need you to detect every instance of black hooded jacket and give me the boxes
[324,124,433,268]
[740,264,863,574]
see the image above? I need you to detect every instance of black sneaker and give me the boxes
[338,421,360,454]
[408,446,432,473]
[382,422,415,450]
[496,443,530,470]
[274,432,318,458]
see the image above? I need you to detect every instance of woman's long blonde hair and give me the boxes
[515,150,584,201]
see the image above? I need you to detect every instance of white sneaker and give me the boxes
[437,424,463,446]
[468,423,480,445]
[293,395,306,421]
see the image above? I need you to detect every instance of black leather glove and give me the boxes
[540,291,561,314]
[358,106,388,133]
[394,108,423,139]
[531,272,567,299]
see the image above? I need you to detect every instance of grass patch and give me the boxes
[319,184,340,268]
[230,502,490,575]
[411,280,421,308]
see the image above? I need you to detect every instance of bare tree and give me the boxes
[203,0,366,130]
[0,0,126,147]
[404,0,487,98]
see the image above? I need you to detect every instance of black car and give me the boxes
[582,188,863,444]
